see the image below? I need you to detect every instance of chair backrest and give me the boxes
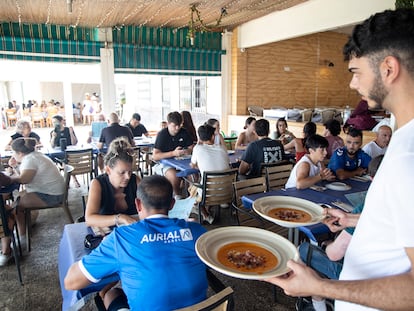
[232,176,267,209]
[301,108,313,122]
[201,169,238,207]
[320,108,337,124]
[173,287,234,311]
[132,146,142,177]
[65,149,94,180]
[247,105,263,117]
[265,162,293,191]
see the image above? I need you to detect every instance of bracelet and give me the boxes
[114,214,121,227]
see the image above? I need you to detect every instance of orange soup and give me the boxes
[268,207,312,222]
[217,242,278,274]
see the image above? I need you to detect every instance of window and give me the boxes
[179,77,207,112]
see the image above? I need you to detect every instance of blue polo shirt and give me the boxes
[80,216,207,311]
[328,147,371,174]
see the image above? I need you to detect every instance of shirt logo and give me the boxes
[140,228,193,244]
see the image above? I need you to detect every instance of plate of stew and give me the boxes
[253,196,324,228]
[195,226,298,280]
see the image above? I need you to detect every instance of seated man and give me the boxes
[98,112,134,150]
[285,134,335,189]
[239,118,285,178]
[87,113,107,143]
[97,112,135,172]
[64,175,208,311]
[125,113,149,137]
[362,125,392,158]
[328,127,371,180]
[152,111,194,199]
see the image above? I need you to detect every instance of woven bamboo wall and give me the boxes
[231,29,360,115]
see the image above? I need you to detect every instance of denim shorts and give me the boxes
[36,192,63,206]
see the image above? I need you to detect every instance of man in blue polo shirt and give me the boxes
[328,127,371,180]
[64,175,208,311]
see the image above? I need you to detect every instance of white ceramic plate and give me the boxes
[325,182,351,191]
[196,226,298,280]
[253,196,324,228]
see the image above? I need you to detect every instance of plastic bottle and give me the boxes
[343,105,351,124]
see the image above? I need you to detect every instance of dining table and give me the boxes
[159,150,244,178]
[58,222,119,311]
[241,178,371,245]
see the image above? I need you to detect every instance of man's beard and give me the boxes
[367,72,388,110]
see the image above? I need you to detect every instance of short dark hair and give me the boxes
[347,127,363,139]
[11,137,36,154]
[53,115,64,122]
[343,9,414,77]
[167,111,182,125]
[254,119,270,136]
[132,113,141,121]
[305,134,329,150]
[206,118,218,128]
[198,124,215,141]
[324,119,341,136]
[137,175,173,210]
[244,117,256,129]
[303,122,317,138]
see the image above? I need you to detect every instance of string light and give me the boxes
[73,0,86,28]
[15,0,22,25]
[96,0,122,28]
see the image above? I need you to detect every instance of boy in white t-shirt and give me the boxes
[190,124,230,223]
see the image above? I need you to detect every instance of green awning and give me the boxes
[113,43,224,76]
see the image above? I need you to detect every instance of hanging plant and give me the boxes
[395,0,414,8]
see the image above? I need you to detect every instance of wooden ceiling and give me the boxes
[0,0,308,30]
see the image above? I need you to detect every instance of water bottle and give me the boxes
[343,105,351,124]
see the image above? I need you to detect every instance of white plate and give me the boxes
[227,150,235,155]
[196,226,298,280]
[253,196,324,228]
[325,182,351,191]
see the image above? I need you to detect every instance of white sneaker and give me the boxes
[0,252,12,266]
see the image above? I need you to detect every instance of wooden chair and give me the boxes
[232,176,267,227]
[30,106,45,128]
[265,162,294,191]
[173,269,234,311]
[65,149,96,217]
[0,195,23,285]
[23,165,74,251]
[197,169,238,223]
[6,109,17,127]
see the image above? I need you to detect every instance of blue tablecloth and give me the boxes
[58,223,118,311]
[241,179,371,245]
[160,150,244,178]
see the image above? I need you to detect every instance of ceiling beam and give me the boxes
[237,0,395,49]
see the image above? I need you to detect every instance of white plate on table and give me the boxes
[227,150,235,155]
[196,226,298,280]
[325,182,351,191]
[253,196,324,228]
